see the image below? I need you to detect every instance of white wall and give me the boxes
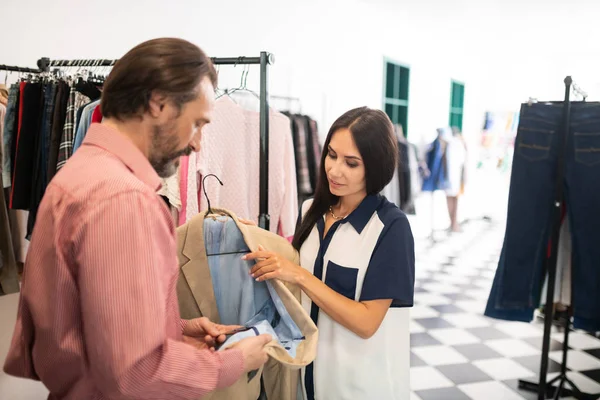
[3,0,600,146]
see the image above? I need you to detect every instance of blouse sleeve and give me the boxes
[359,215,415,307]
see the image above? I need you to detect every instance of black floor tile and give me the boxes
[466,326,511,341]
[431,304,467,314]
[502,379,538,400]
[416,387,472,400]
[436,363,493,385]
[513,355,562,374]
[585,348,600,360]
[522,337,564,352]
[411,332,443,347]
[581,368,600,384]
[452,343,503,361]
[444,293,476,302]
[411,351,427,367]
[413,317,455,330]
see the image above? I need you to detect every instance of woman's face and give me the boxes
[324,128,367,199]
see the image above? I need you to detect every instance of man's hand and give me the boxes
[230,334,272,373]
[183,317,242,349]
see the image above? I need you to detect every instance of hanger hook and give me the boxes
[202,174,224,214]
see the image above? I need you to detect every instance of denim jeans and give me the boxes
[205,216,303,357]
[2,85,19,188]
[485,101,600,331]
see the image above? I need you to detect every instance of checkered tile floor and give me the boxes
[410,220,600,400]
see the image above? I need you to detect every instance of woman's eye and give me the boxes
[328,152,337,159]
[347,162,358,168]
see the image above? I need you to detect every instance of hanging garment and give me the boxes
[485,101,600,332]
[408,143,422,209]
[197,96,298,238]
[72,100,99,154]
[0,174,19,295]
[381,167,401,207]
[47,82,69,182]
[540,212,571,306]
[10,83,43,210]
[288,114,312,198]
[57,89,90,170]
[2,85,19,188]
[398,141,415,214]
[421,136,449,192]
[308,118,322,176]
[176,208,318,400]
[26,83,58,239]
[0,103,5,175]
[303,116,318,192]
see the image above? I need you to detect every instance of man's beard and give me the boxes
[149,122,193,178]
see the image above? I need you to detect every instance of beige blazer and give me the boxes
[176,208,318,400]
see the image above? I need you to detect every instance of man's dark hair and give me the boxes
[101,38,217,121]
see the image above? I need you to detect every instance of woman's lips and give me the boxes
[329,179,344,188]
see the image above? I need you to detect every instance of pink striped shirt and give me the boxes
[3,123,244,399]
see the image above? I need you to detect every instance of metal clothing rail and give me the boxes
[36,53,275,231]
[517,77,599,400]
[0,64,41,74]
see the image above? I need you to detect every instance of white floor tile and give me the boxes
[465,289,491,301]
[428,328,481,346]
[443,313,493,329]
[414,293,451,306]
[410,392,423,400]
[495,321,543,338]
[546,372,600,394]
[410,321,426,333]
[410,366,454,391]
[410,305,441,319]
[473,358,536,381]
[438,274,472,285]
[485,339,540,358]
[459,381,527,400]
[422,283,461,294]
[443,267,481,277]
[412,345,469,366]
[480,270,497,279]
[455,300,486,314]
[552,331,600,350]
[549,349,600,371]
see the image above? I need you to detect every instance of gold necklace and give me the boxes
[329,206,346,221]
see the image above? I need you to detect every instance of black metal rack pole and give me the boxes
[258,51,270,231]
[518,77,600,400]
[0,64,41,74]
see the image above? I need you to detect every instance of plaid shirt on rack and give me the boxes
[56,89,89,171]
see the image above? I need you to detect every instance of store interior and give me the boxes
[2,0,600,399]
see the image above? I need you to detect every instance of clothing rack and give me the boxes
[517,77,600,400]
[0,64,41,74]
[36,53,275,231]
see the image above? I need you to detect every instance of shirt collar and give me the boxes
[82,123,162,191]
[340,194,382,234]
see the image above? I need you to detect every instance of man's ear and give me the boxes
[148,91,167,118]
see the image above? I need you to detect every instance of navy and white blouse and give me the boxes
[299,194,415,400]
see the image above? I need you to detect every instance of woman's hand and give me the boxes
[243,245,305,284]
[238,218,257,226]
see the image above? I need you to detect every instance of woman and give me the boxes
[244,107,415,399]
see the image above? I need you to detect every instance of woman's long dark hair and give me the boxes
[292,107,398,250]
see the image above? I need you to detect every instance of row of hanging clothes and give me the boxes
[156,85,322,243]
[0,63,108,295]
[382,124,429,215]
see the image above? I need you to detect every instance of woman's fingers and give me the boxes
[252,264,279,280]
[250,258,279,275]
